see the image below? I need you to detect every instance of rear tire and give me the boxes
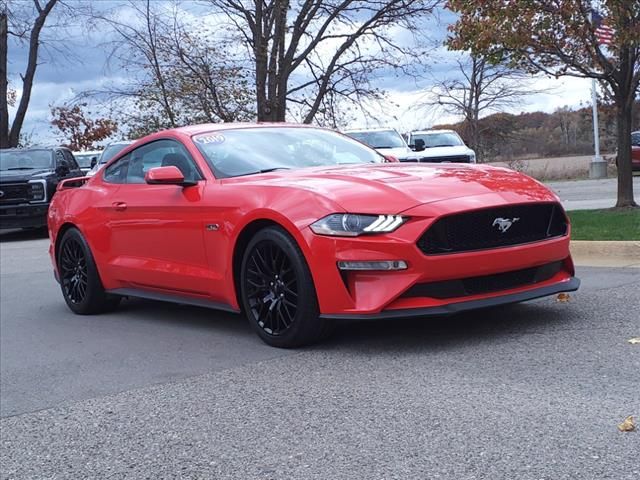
[57,228,121,314]
[240,226,329,348]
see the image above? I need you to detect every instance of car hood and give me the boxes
[0,169,54,183]
[374,146,418,160]
[418,145,473,158]
[225,163,557,214]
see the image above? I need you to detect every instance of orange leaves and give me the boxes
[50,103,118,151]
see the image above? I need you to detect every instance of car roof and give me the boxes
[72,149,103,155]
[173,122,323,137]
[343,127,398,133]
[1,146,62,152]
[410,129,457,135]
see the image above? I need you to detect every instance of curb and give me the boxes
[571,240,640,268]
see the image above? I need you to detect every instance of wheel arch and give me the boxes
[54,222,80,263]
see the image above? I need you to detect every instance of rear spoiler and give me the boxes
[57,176,91,191]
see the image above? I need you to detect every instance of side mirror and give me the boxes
[383,155,399,163]
[90,156,97,168]
[414,139,426,152]
[145,166,196,186]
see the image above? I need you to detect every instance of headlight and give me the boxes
[28,180,46,202]
[310,214,407,237]
[469,152,476,163]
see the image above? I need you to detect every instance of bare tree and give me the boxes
[86,0,253,136]
[209,0,440,123]
[1,0,59,148]
[427,53,544,160]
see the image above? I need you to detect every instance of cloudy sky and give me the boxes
[6,0,596,146]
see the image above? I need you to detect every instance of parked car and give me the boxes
[85,140,134,177]
[631,131,640,172]
[0,147,83,229]
[407,130,476,163]
[72,150,102,175]
[48,123,579,348]
[343,128,418,162]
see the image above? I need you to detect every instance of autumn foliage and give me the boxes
[50,103,118,151]
[447,0,639,207]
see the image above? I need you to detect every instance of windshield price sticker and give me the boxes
[195,134,225,145]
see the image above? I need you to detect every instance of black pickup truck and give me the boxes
[0,147,83,229]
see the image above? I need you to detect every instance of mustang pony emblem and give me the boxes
[492,217,520,233]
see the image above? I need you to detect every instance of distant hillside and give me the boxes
[430,101,640,162]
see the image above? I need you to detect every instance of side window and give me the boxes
[63,150,79,170]
[126,139,201,184]
[55,150,66,167]
[103,153,130,184]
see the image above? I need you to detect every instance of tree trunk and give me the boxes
[8,0,58,147]
[0,12,9,148]
[615,98,636,208]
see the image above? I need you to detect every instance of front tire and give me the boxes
[57,228,121,314]
[240,226,329,348]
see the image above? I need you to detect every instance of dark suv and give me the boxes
[0,147,82,229]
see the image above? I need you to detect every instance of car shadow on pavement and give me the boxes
[320,301,567,352]
[115,297,251,337]
[109,297,567,350]
[0,228,49,242]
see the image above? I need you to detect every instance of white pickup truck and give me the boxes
[343,128,418,162]
[407,130,476,163]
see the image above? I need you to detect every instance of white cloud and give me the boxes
[344,75,597,134]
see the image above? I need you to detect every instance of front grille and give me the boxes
[418,203,567,255]
[418,155,470,163]
[0,183,30,205]
[402,261,563,299]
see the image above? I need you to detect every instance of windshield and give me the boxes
[0,150,53,171]
[194,127,383,178]
[412,132,463,148]
[74,152,100,168]
[99,143,130,165]
[345,130,406,149]
[632,132,640,146]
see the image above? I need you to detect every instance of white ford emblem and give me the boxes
[492,217,519,233]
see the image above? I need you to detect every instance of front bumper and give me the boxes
[302,197,577,317]
[321,277,579,320]
[0,203,49,229]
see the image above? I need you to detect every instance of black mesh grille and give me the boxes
[418,203,567,255]
[418,155,471,163]
[0,183,30,205]
[402,261,563,299]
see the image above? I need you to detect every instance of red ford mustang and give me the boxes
[48,124,579,347]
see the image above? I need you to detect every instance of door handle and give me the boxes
[112,201,127,211]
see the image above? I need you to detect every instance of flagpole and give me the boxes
[589,76,607,179]
[589,9,607,179]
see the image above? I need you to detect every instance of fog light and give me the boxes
[337,260,408,271]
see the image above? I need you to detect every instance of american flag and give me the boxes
[592,10,615,46]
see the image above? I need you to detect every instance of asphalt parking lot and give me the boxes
[1,228,638,479]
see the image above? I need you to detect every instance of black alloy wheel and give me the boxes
[240,226,330,348]
[59,235,88,305]
[244,239,298,335]
[57,228,121,314]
